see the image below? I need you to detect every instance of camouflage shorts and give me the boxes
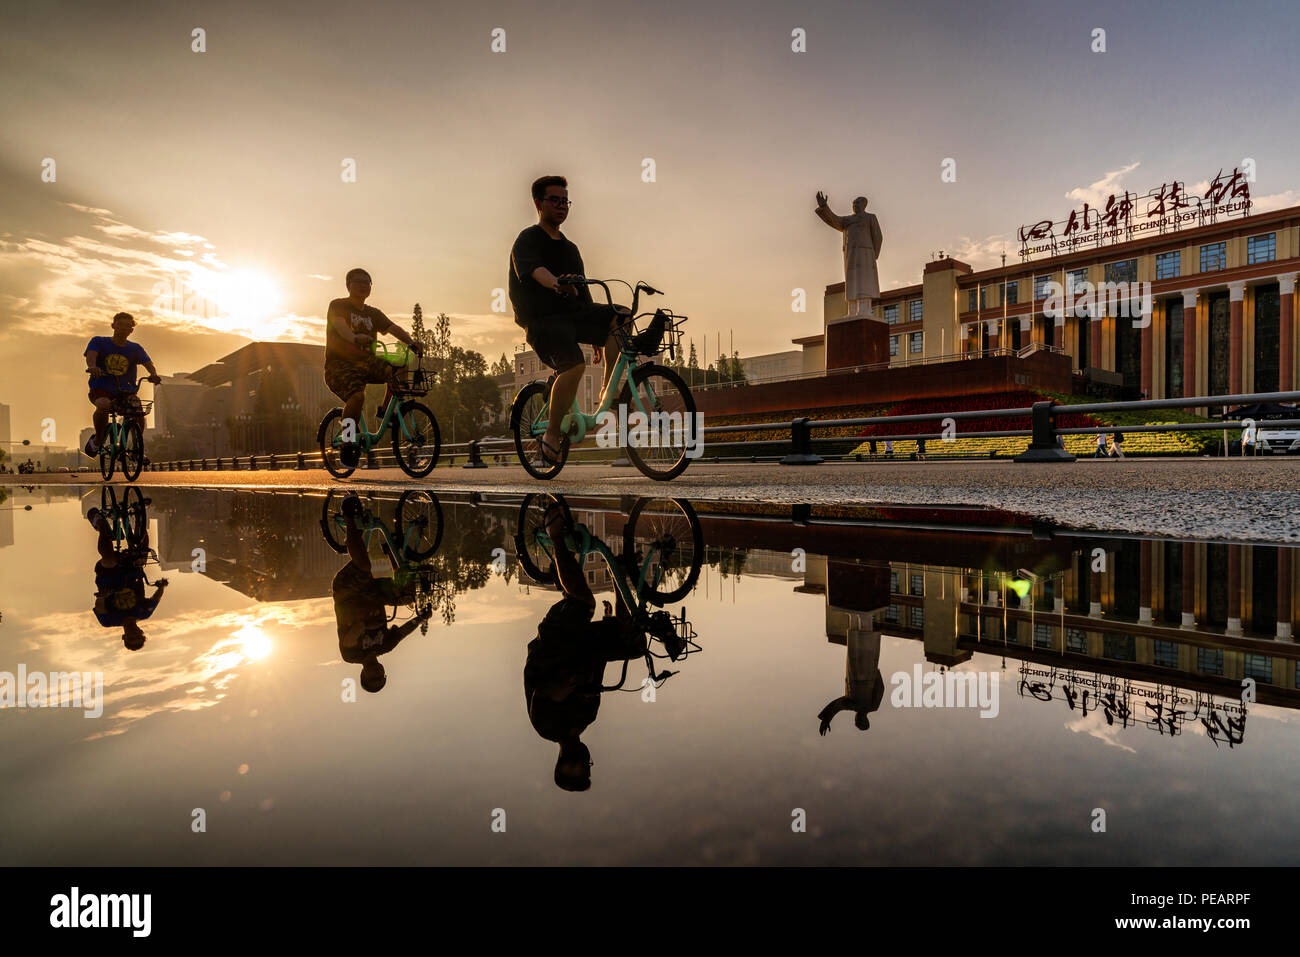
[324,355,396,401]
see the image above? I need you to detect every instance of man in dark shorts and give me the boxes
[83,312,161,457]
[86,505,167,650]
[509,175,628,465]
[523,501,646,791]
[324,268,424,467]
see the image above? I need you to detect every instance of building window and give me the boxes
[1033,623,1052,648]
[1247,233,1276,265]
[909,574,923,596]
[909,606,924,628]
[890,571,899,593]
[1103,634,1136,661]
[884,303,899,324]
[1153,640,1179,669]
[1244,654,1273,683]
[1067,269,1088,295]
[1197,647,1224,675]
[1104,259,1137,284]
[1155,251,1181,280]
[1200,242,1227,272]
[909,332,923,354]
[909,300,923,322]
[889,335,899,357]
[966,290,976,312]
[1034,275,1051,299]
[1004,281,1018,306]
[886,604,900,624]
[1066,628,1087,653]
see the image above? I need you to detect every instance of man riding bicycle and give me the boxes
[83,312,161,457]
[324,268,424,468]
[509,175,628,466]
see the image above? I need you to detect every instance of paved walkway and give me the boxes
[6,457,1299,541]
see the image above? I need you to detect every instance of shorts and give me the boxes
[526,305,619,373]
[89,389,140,406]
[324,355,396,401]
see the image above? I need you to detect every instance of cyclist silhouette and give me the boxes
[86,497,166,650]
[331,493,430,693]
[523,501,648,791]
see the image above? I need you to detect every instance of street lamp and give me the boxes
[207,417,219,457]
[237,412,252,454]
[281,398,301,451]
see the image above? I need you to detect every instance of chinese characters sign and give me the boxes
[1018,167,1252,260]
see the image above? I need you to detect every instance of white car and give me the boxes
[1258,425,1300,454]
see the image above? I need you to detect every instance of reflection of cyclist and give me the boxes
[524,503,644,791]
[509,175,627,466]
[818,627,884,734]
[323,268,424,468]
[331,494,427,693]
[83,312,161,457]
[87,507,167,650]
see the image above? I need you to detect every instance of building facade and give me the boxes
[800,204,1300,399]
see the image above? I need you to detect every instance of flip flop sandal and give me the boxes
[533,437,564,466]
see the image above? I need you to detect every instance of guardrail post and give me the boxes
[365,448,377,469]
[1014,401,1075,463]
[268,454,278,471]
[249,455,258,470]
[296,451,306,470]
[463,439,487,469]
[781,418,823,465]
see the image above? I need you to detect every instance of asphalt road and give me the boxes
[7,457,1300,542]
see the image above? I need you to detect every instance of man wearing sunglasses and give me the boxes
[323,268,424,467]
[509,175,626,466]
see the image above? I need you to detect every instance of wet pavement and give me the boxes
[1,484,1297,865]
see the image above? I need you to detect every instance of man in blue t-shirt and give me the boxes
[83,312,161,457]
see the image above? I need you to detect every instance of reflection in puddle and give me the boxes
[0,485,1297,865]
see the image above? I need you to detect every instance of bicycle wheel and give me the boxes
[99,424,116,481]
[514,493,570,585]
[396,489,444,560]
[623,498,703,605]
[318,409,356,479]
[123,486,149,545]
[392,401,440,478]
[319,490,349,553]
[618,364,697,481]
[121,421,145,482]
[511,382,569,480]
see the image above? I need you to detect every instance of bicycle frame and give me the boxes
[330,389,421,452]
[325,508,426,569]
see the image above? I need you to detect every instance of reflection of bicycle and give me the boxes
[516,495,702,684]
[98,485,151,550]
[96,377,152,482]
[509,278,696,481]
[320,489,444,563]
[317,348,441,479]
[93,486,163,580]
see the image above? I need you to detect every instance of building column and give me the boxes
[1139,540,1153,624]
[1180,542,1196,629]
[1227,544,1243,637]
[1140,304,1153,398]
[1089,311,1103,370]
[1182,289,1198,401]
[1279,273,1297,392]
[1278,548,1293,641]
[1228,282,1245,396]
[986,318,999,352]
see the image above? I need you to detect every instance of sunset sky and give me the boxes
[3,0,1298,443]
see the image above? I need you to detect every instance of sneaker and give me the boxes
[83,437,99,458]
[340,442,361,468]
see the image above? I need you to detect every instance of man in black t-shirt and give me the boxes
[509,175,626,465]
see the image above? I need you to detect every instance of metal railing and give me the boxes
[140,390,1300,473]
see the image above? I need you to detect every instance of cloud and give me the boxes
[947,235,1012,271]
[0,203,320,344]
[1064,161,1142,208]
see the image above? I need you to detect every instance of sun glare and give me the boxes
[234,622,273,661]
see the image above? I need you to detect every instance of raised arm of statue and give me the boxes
[815,202,847,232]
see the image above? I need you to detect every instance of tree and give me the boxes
[490,352,513,377]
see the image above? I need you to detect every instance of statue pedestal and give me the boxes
[826,315,889,370]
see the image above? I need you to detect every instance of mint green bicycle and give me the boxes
[510,278,696,481]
